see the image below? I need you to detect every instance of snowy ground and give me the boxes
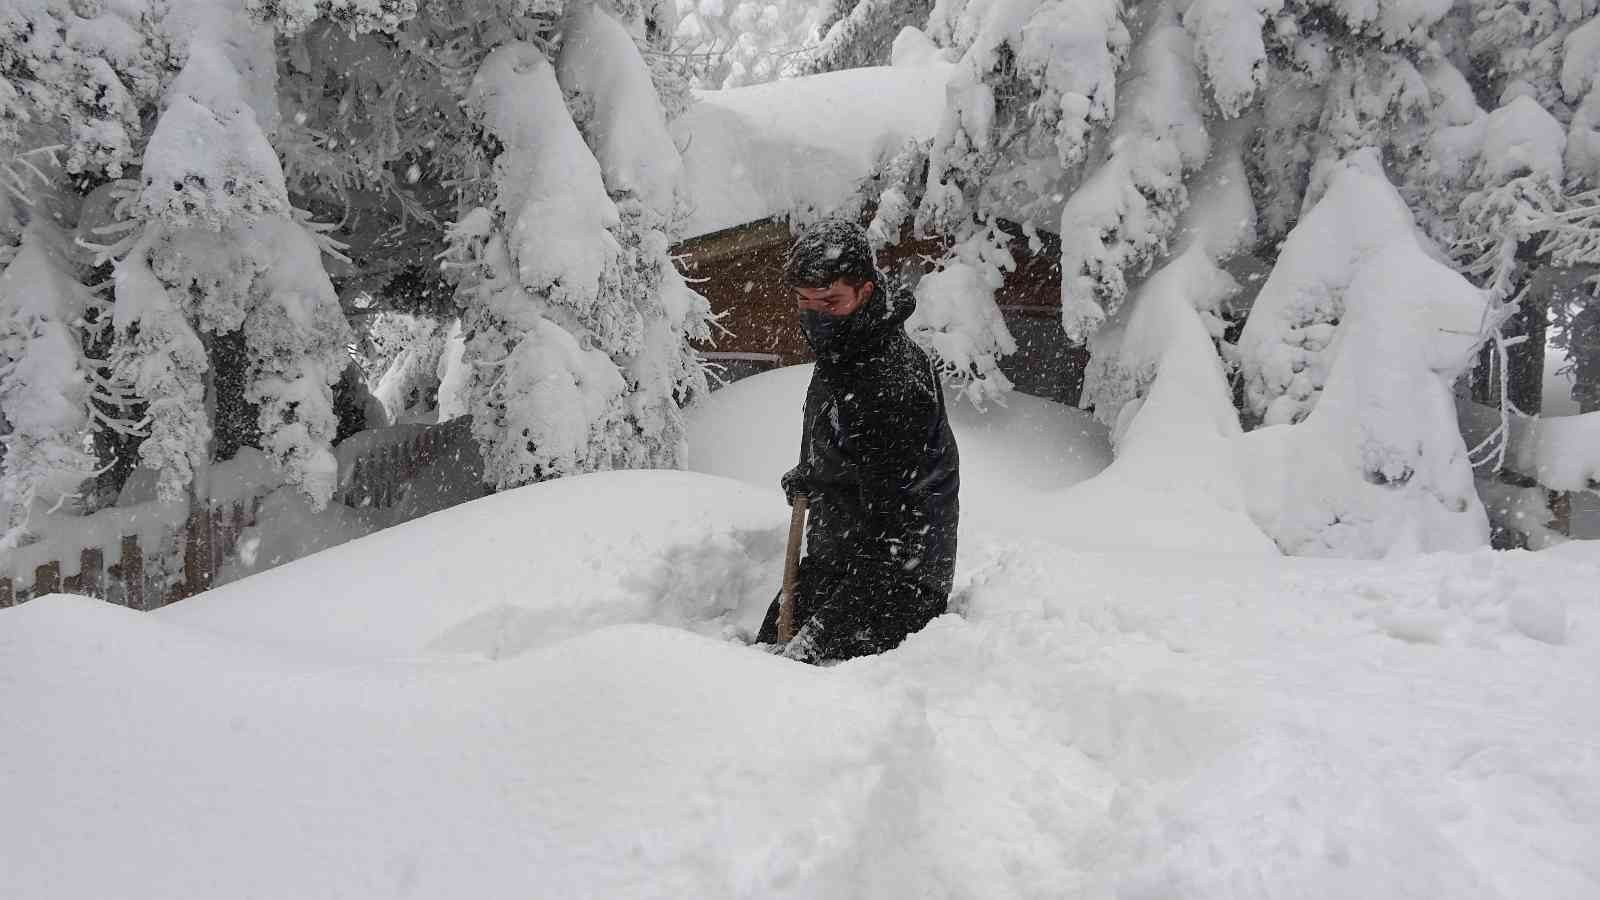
[5,373,1599,899]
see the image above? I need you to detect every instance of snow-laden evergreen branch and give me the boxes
[0,224,98,547]
[1059,2,1210,340]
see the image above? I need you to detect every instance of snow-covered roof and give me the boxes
[672,59,955,240]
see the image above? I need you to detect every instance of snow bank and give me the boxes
[6,471,1598,898]
[1,595,933,899]
[685,365,1111,533]
[1065,116,1274,557]
[1068,246,1275,556]
[672,60,955,238]
[163,471,789,659]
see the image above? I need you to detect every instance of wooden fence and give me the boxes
[335,417,473,511]
[0,418,475,610]
[0,495,264,611]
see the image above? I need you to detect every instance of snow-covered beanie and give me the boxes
[784,218,877,288]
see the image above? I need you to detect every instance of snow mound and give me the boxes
[5,472,1599,898]
[673,62,955,238]
[162,470,791,658]
[0,595,953,898]
[685,365,1112,532]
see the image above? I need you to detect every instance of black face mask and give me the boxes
[799,308,852,358]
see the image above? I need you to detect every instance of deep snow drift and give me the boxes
[3,467,1597,899]
[5,372,1599,899]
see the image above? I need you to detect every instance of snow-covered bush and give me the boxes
[1236,165,1490,557]
[247,0,419,36]
[1236,153,1428,427]
[906,225,1016,405]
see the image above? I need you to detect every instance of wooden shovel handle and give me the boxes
[777,496,808,643]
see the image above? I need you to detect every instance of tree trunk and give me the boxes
[1574,298,1600,414]
[1507,287,1547,415]
[210,330,260,461]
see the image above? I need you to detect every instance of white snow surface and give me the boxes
[557,2,683,215]
[1478,95,1567,184]
[5,465,1598,898]
[672,60,955,238]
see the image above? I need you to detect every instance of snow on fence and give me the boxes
[334,418,474,510]
[0,418,478,609]
[0,487,269,610]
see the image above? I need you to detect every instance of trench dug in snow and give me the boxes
[5,373,1600,898]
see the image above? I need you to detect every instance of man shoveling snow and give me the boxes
[756,220,961,663]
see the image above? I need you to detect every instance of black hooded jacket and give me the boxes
[758,277,960,659]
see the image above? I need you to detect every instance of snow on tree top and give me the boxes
[556,3,683,216]
[670,56,955,239]
[140,39,288,228]
[1479,96,1567,184]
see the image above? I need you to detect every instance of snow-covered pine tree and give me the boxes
[108,4,352,505]
[0,222,98,547]
[449,9,705,491]
[248,0,711,490]
[0,0,173,179]
[450,41,628,488]
[557,2,712,469]
[888,0,1131,403]
[1455,1,1600,420]
[0,2,167,528]
[860,0,1600,555]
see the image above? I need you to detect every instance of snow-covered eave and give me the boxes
[672,217,792,263]
[671,61,956,241]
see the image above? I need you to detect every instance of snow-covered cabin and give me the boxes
[670,58,1088,404]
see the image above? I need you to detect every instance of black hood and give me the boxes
[801,273,915,365]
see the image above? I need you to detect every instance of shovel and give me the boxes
[776,496,808,643]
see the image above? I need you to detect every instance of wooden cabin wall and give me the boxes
[678,219,1091,406]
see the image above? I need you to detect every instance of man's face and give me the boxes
[795,279,872,318]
